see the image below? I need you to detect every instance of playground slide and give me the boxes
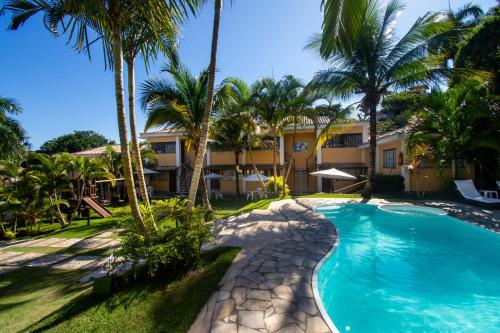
[82,197,112,218]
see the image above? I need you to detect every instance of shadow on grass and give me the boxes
[24,247,240,333]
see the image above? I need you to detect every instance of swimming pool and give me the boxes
[314,203,500,333]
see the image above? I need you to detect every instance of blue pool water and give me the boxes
[315,204,500,333]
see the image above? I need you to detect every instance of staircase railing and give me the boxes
[334,180,367,194]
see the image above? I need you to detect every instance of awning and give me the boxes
[310,168,356,180]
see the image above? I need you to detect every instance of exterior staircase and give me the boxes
[294,168,309,195]
[178,165,193,196]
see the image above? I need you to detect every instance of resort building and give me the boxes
[140,120,472,196]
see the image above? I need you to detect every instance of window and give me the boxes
[293,142,309,152]
[151,142,176,154]
[322,134,362,148]
[383,149,396,169]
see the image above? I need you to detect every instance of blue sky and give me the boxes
[0,0,496,149]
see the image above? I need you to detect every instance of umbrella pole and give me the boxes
[331,179,333,194]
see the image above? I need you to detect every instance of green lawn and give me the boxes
[2,247,240,333]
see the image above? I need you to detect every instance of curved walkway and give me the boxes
[189,199,336,333]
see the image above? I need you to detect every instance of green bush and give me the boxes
[265,176,290,196]
[373,174,404,193]
[2,230,16,240]
[116,201,210,277]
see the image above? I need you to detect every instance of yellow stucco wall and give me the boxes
[409,165,474,192]
[246,150,278,165]
[151,180,169,193]
[211,151,237,165]
[377,141,403,176]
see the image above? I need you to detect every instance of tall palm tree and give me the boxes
[141,64,213,214]
[0,96,25,160]
[308,0,475,195]
[4,0,198,239]
[186,0,222,212]
[122,15,179,207]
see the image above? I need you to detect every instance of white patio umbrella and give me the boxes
[243,173,269,182]
[310,168,356,193]
[142,167,159,175]
[204,172,224,180]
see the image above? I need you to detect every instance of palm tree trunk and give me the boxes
[364,100,378,197]
[127,58,157,231]
[283,121,297,197]
[194,143,213,215]
[235,151,240,198]
[111,22,149,242]
[186,0,222,216]
[127,60,150,205]
[272,134,278,196]
[248,147,267,189]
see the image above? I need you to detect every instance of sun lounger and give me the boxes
[454,180,500,206]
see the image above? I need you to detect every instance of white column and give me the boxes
[175,136,181,167]
[207,147,211,166]
[243,179,247,194]
[316,128,322,165]
[362,125,369,143]
[279,135,285,166]
[400,137,410,191]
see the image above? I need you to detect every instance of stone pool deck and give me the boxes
[190,199,336,333]
[189,197,500,333]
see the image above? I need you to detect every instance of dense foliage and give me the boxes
[373,174,405,193]
[39,130,115,154]
[0,96,26,160]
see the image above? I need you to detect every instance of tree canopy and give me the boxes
[39,130,115,155]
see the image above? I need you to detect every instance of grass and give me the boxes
[10,247,240,333]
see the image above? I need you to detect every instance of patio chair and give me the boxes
[454,180,500,207]
[496,181,500,189]
[214,190,223,200]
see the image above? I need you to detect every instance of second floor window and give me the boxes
[383,149,396,169]
[152,142,176,154]
[322,133,362,148]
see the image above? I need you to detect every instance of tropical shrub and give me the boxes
[39,130,114,154]
[373,174,404,193]
[2,230,16,240]
[115,200,210,276]
[265,176,290,196]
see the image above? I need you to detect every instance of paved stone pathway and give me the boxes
[0,230,121,275]
[190,199,336,333]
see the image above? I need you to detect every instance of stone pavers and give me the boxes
[190,199,336,333]
[0,230,121,274]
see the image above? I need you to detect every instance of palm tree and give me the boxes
[186,0,222,212]
[4,0,198,239]
[141,64,213,214]
[122,15,178,207]
[408,80,499,180]
[249,77,297,196]
[308,0,474,195]
[26,153,71,228]
[0,96,25,160]
[216,78,267,189]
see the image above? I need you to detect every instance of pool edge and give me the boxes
[312,209,341,333]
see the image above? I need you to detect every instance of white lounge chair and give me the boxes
[454,180,500,205]
[496,181,500,189]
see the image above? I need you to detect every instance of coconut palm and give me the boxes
[186,0,222,212]
[4,0,198,239]
[308,0,477,195]
[0,96,25,160]
[141,64,213,215]
[122,15,178,206]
